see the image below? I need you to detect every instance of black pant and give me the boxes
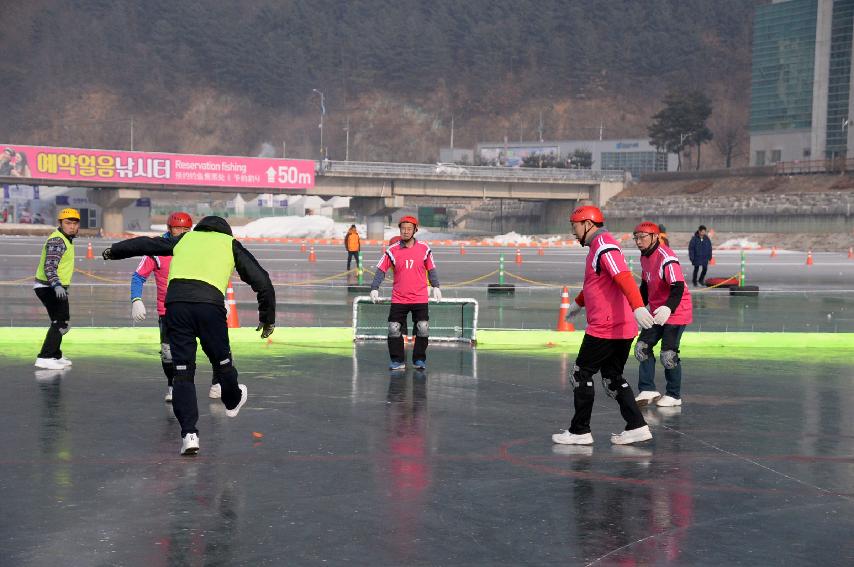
[158,315,175,387]
[387,303,429,363]
[347,251,360,270]
[692,263,708,285]
[166,301,242,437]
[35,287,69,359]
[569,334,646,434]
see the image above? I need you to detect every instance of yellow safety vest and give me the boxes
[168,231,235,294]
[35,229,75,286]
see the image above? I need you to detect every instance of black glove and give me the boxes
[256,322,275,338]
[54,285,67,300]
[102,248,113,260]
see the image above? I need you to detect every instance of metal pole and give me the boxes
[357,252,364,284]
[344,117,350,162]
[499,253,505,285]
[130,116,134,151]
[740,250,746,286]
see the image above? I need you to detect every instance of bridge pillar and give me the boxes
[543,200,581,234]
[88,188,142,235]
[350,196,405,240]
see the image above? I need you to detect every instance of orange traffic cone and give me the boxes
[460,243,466,255]
[848,247,853,259]
[226,281,240,328]
[557,286,575,332]
[300,241,306,253]
[709,256,716,266]
[86,242,94,260]
[515,248,523,264]
[308,246,317,263]
[770,246,777,258]
[538,245,545,256]
[806,250,814,266]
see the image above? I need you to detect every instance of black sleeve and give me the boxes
[639,280,649,305]
[370,269,386,291]
[109,236,176,259]
[664,281,685,312]
[233,240,276,325]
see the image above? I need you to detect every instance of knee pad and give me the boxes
[415,320,429,338]
[634,340,650,362]
[601,375,629,399]
[173,362,196,381]
[160,343,172,364]
[571,364,595,391]
[54,321,70,335]
[388,321,403,338]
[661,350,680,369]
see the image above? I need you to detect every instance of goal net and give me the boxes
[352,297,479,343]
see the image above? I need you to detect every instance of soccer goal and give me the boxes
[352,297,479,344]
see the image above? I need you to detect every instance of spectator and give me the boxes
[657,224,670,247]
[345,224,361,270]
[688,225,713,287]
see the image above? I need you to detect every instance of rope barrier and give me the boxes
[444,270,499,288]
[0,275,34,285]
[73,268,127,284]
[504,271,567,288]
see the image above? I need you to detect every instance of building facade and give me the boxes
[750,0,854,165]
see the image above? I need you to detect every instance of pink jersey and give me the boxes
[640,244,693,325]
[582,231,638,340]
[135,255,172,316]
[376,240,436,304]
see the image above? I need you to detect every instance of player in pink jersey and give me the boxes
[632,222,693,408]
[552,206,655,446]
[370,216,442,371]
[129,212,192,402]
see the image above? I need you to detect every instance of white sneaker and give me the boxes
[657,395,682,407]
[164,386,173,403]
[180,433,199,455]
[610,425,653,445]
[225,384,248,417]
[551,430,594,445]
[57,356,72,367]
[209,383,222,399]
[35,357,67,370]
[634,390,661,407]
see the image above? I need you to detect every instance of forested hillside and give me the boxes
[0,0,755,163]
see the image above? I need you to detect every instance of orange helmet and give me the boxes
[398,215,419,228]
[167,211,193,228]
[57,208,80,221]
[633,221,660,235]
[569,206,604,224]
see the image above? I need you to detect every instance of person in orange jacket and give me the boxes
[345,225,361,270]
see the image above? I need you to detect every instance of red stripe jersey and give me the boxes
[135,255,172,316]
[581,231,638,340]
[640,244,693,325]
[376,240,436,304]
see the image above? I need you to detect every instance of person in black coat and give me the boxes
[688,225,713,286]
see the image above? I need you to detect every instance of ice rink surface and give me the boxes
[1,235,853,565]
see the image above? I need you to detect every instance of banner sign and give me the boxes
[0,143,315,190]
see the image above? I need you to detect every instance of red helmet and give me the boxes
[569,206,604,224]
[167,211,193,228]
[633,221,660,235]
[389,235,402,245]
[398,215,419,228]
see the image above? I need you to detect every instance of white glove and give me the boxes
[566,301,582,320]
[370,289,380,303]
[131,300,146,322]
[634,306,654,329]
[224,299,231,318]
[652,305,672,326]
[433,287,442,301]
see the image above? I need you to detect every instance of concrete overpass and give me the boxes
[2,160,626,238]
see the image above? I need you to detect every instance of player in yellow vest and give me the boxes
[33,208,80,370]
[103,216,276,455]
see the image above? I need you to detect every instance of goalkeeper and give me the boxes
[369,216,441,371]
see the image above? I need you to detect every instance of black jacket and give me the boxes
[108,216,276,324]
[688,233,713,266]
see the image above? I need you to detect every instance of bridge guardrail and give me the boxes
[317,160,626,183]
